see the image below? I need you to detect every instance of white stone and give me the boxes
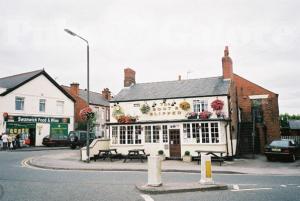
[199,154,214,185]
[147,156,162,187]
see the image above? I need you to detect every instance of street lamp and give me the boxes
[64,28,90,163]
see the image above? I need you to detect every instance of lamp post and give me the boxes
[64,29,90,163]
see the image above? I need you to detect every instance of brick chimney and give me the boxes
[70,82,79,96]
[124,68,136,87]
[222,46,233,80]
[102,88,112,100]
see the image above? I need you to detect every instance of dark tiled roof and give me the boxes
[78,89,109,107]
[288,120,300,130]
[0,69,43,89]
[112,76,230,102]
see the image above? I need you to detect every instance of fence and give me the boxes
[281,136,300,144]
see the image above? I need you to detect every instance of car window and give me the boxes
[270,140,289,147]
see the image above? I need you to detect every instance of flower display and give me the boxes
[3,112,8,121]
[215,110,225,118]
[140,104,150,114]
[179,101,190,111]
[112,105,124,119]
[185,112,198,119]
[211,99,224,111]
[79,107,95,121]
[117,115,138,123]
[199,111,212,120]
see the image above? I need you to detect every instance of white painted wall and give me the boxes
[0,74,74,145]
[90,104,109,137]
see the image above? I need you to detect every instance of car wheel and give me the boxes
[290,154,296,162]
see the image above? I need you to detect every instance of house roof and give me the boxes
[0,69,75,102]
[62,86,109,107]
[112,76,231,102]
[288,120,300,130]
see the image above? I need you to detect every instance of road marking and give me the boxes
[297,186,300,188]
[231,188,272,192]
[232,184,239,190]
[280,185,287,188]
[140,194,154,201]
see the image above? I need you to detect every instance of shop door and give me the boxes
[29,128,36,146]
[169,129,181,157]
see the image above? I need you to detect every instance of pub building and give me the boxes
[0,69,75,146]
[108,47,280,158]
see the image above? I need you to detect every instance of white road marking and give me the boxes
[231,188,272,192]
[297,186,300,188]
[140,194,154,201]
[232,184,240,190]
[280,185,287,188]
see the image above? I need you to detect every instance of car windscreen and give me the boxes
[270,140,289,147]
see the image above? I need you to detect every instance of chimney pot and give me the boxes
[70,82,79,96]
[124,68,136,87]
[222,46,233,80]
[102,88,112,100]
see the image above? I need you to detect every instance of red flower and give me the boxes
[79,107,94,121]
[199,111,212,119]
[211,99,224,111]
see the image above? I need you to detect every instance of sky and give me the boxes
[0,0,299,114]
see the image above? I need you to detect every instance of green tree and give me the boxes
[280,113,300,128]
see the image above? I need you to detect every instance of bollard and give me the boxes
[199,154,214,185]
[147,156,162,187]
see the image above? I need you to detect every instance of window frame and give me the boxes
[15,97,25,111]
[39,99,46,112]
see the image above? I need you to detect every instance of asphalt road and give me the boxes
[0,150,300,201]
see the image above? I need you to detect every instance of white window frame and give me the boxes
[56,101,64,114]
[193,100,208,112]
[15,97,25,111]
[39,99,46,112]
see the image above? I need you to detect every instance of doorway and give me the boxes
[29,128,36,146]
[169,129,181,158]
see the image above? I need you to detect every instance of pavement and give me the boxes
[26,149,300,175]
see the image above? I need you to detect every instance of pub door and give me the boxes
[169,129,181,158]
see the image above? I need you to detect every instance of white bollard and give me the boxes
[147,156,162,187]
[199,154,214,185]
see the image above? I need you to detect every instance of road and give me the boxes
[0,150,300,201]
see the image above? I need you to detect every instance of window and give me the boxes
[210,123,219,143]
[152,125,160,143]
[145,126,151,143]
[201,123,209,143]
[39,99,46,112]
[193,100,208,112]
[127,126,133,144]
[120,126,126,144]
[112,126,118,144]
[192,123,200,142]
[135,125,142,144]
[162,125,168,143]
[15,97,25,111]
[183,123,191,138]
[56,101,64,114]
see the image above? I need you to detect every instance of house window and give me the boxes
[192,123,200,142]
[56,101,64,114]
[112,126,118,144]
[183,123,191,138]
[127,126,133,144]
[120,126,126,144]
[39,99,46,112]
[210,123,219,143]
[145,126,151,143]
[152,125,160,143]
[135,125,142,144]
[201,123,209,143]
[193,100,208,112]
[15,97,25,111]
[162,125,168,143]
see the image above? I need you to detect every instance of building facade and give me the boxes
[0,70,75,146]
[63,84,110,137]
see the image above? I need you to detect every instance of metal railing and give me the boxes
[281,135,300,144]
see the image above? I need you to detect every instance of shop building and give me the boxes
[63,84,110,137]
[0,69,75,146]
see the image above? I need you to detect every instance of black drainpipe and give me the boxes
[225,121,229,158]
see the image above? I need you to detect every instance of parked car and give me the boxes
[69,131,96,149]
[42,135,70,147]
[265,139,300,162]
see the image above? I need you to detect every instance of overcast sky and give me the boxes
[1,0,299,114]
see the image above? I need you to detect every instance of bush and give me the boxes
[158,150,164,155]
[184,151,190,156]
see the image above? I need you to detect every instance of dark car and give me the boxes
[69,131,96,149]
[265,139,300,162]
[42,135,70,147]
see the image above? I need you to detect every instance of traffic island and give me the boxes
[136,183,228,194]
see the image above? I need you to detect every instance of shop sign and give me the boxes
[6,115,70,124]
[50,123,69,138]
[149,104,182,116]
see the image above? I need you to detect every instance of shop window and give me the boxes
[162,125,168,143]
[145,126,151,143]
[112,126,118,144]
[127,126,134,144]
[210,123,219,143]
[152,125,160,143]
[135,125,142,144]
[15,97,25,111]
[193,100,208,112]
[192,123,200,142]
[120,126,126,144]
[201,123,209,143]
[56,101,64,114]
[183,123,191,138]
[39,99,46,112]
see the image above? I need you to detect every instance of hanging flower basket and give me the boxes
[211,99,224,111]
[199,111,212,120]
[79,107,95,121]
[140,104,150,114]
[185,112,198,119]
[3,112,8,121]
[215,110,225,118]
[112,105,124,119]
[179,101,190,111]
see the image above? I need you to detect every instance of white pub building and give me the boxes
[0,69,75,146]
[108,67,237,158]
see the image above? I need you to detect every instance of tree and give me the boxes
[280,113,300,128]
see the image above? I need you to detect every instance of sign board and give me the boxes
[6,115,70,124]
